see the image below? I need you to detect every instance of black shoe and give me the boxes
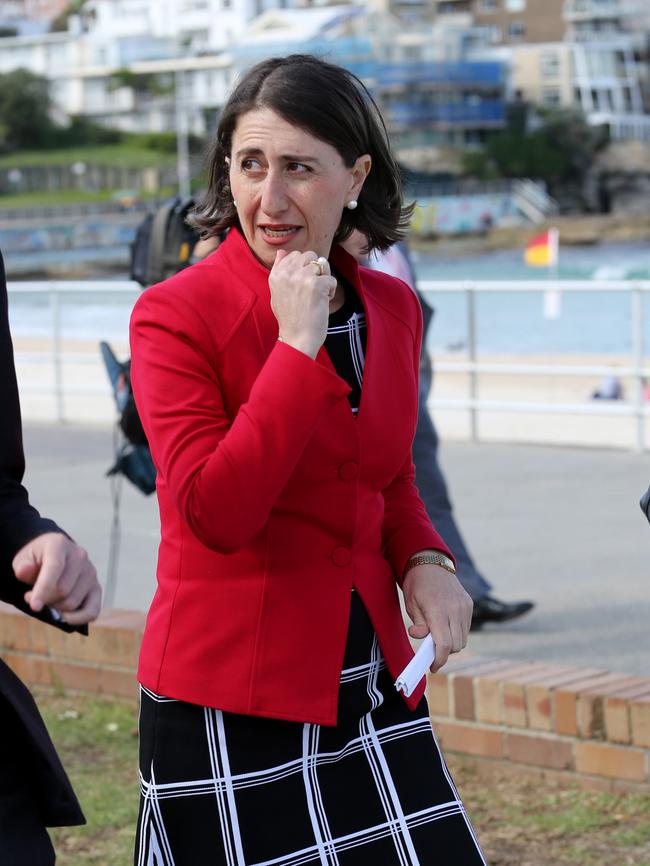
[470,595,534,631]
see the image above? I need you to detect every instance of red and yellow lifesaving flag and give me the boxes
[524,227,559,267]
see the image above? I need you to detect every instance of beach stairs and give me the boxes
[512,179,559,224]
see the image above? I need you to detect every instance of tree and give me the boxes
[50,0,88,33]
[0,69,57,151]
[108,69,174,99]
[462,104,608,204]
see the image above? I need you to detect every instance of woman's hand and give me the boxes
[402,564,473,673]
[269,249,337,359]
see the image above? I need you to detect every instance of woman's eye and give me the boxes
[241,158,262,172]
[287,162,310,173]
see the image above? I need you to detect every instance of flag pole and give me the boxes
[543,226,561,319]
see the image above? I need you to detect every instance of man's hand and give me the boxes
[402,565,473,673]
[12,532,102,625]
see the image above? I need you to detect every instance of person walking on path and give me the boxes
[0,251,102,865]
[130,54,486,864]
[342,232,534,630]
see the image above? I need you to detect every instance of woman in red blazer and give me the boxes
[130,55,484,866]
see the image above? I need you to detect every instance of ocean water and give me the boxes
[416,240,650,356]
[7,239,650,356]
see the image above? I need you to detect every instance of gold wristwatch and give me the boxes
[405,551,456,576]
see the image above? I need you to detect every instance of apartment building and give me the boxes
[435,0,650,139]
[0,0,506,147]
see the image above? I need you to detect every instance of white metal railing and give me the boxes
[8,278,650,451]
[8,280,140,423]
[419,279,650,451]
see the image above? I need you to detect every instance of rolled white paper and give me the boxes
[394,634,436,697]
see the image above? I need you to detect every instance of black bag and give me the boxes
[641,486,650,523]
[130,196,200,288]
[100,341,155,495]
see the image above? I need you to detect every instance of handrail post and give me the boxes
[631,283,645,452]
[50,289,64,423]
[466,282,478,442]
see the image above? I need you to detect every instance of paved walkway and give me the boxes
[22,423,649,677]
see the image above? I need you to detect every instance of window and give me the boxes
[402,45,423,61]
[479,0,498,12]
[508,20,525,39]
[489,24,502,43]
[505,0,525,10]
[542,88,561,106]
[540,51,560,78]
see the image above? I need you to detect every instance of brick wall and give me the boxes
[2,602,649,788]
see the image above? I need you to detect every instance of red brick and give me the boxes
[81,619,143,667]
[451,658,524,721]
[577,676,645,741]
[26,618,50,655]
[434,720,504,759]
[44,625,87,661]
[525,667,604,732]
[49,661,100,693]
[506,733,573,771]
[3,652,35,683]
[475,662,542,725]
[555,673,629,737]
[426,672,450,717]
[574,741,646,782]
[4,652,53,686]
[453,675,475,721]
[605,684,650,745]
[99,667,139,701]
[630,696,650,748]
[499,663,559,728]
[0,607,31,652]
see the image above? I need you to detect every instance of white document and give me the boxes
[394,634,436,697]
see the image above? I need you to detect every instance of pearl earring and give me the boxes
[233,200,237,208]
[346,199,358,210]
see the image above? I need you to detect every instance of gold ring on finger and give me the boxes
[310,256,328,277]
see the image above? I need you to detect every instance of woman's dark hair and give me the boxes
[189,54,412,252]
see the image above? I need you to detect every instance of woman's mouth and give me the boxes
[260,225,300,239]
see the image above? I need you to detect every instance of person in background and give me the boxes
[0,251,102,865]
[342,230,534,630]
[130,54,485,864]
[592,373,624,401]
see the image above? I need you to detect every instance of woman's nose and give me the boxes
[260,171,289,216]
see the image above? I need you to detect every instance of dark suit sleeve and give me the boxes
[0,252,86,632]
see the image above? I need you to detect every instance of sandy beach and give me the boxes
[13,336,650,450]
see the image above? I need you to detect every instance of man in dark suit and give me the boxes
[1,251,102,865]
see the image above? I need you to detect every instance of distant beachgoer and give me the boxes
[592,374,624,400]
[342,229,534,630]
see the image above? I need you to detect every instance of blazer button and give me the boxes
[332,547,352,567]
[338,461,359,481]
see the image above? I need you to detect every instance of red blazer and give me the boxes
[130,228,452,725]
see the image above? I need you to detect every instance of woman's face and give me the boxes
[229,107,370,269]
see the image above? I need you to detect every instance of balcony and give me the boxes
[385,99,506,127]
[377,61,504,88]
[563,0,642,21]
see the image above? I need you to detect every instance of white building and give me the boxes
[0,0,377,134]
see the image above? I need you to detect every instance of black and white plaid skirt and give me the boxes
[135,593,486,865]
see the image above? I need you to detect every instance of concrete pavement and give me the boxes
[21,423,650,677]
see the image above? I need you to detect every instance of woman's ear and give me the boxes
[350,154,372,199]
